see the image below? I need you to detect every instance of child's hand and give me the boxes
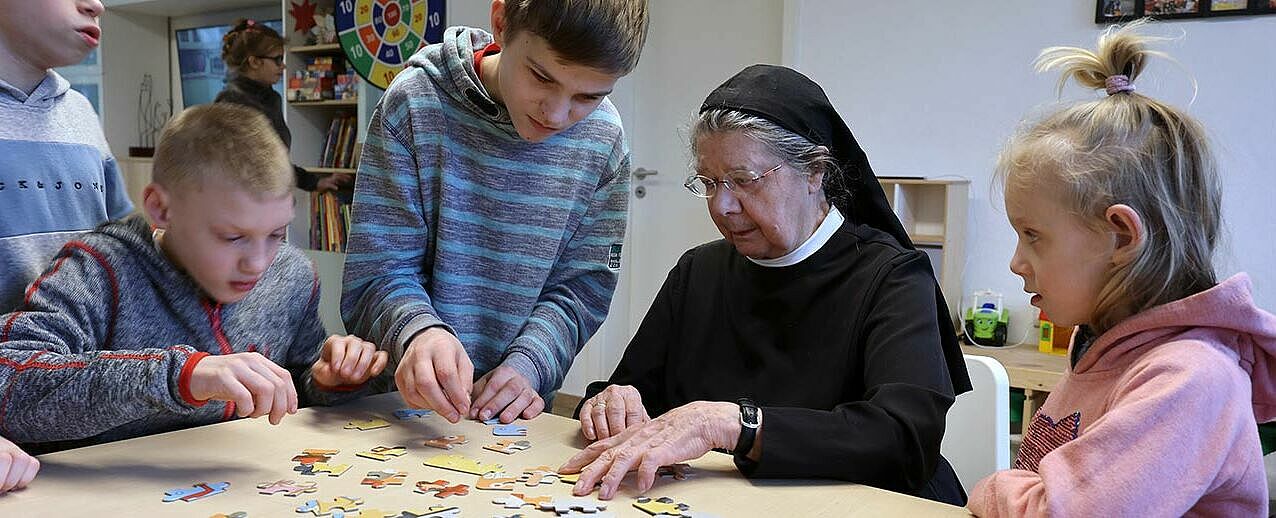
[396,327,474,423]
[0,436,38,493]
[188,352,299,425]
[468,366,545,423]
[311,334,389,388]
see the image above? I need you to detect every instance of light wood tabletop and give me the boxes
[1,392,972,517]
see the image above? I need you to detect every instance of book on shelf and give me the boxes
[309,191,353,252]
[317,113,358,169]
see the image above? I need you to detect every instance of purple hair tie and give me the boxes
[1105,75,1135,96]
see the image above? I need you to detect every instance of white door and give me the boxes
[560,1,785,397]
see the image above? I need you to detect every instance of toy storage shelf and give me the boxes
[877,177,969,323]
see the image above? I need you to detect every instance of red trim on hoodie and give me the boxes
[178,352,211,406]
[473,42,501,81]
[3,241,119,345]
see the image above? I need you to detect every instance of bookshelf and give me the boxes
[876,177,969,324]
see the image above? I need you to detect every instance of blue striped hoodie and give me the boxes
[341,27,630,398]
[0,70,134,312]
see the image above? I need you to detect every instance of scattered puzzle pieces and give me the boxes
[162,482,230,503]
[423,435,469,450]
[296,496,363,517]
[362,469,408,489]
[414,479,469,498]
[492,493,553,509]
[475,471,518,491]
[423,453,503,475]
[517,466,560,487]
[294,462,351,477]
[656,463,693,481]
[634,496,691,517]
[540,497,608,514]
[256,479,318,497]
[345,418,391,431]
[394,408,435,420]
[484,439,532,455]
[357,445,408,461]
[492,424,527,436]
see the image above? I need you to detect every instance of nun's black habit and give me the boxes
[580,65,970,505]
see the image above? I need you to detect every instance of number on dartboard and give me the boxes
[349,44,364,59]
[429,12,440,26]
[340,0,353,11]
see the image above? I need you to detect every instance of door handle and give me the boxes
[632,168,659,180]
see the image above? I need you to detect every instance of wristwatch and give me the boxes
[732,398,760,457]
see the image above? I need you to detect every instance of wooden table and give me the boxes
[1,392,971,517]
[960,343,1069,421]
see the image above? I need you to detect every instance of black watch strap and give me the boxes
[732,398,760,457]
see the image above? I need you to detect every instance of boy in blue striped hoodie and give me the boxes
[0,104,387,451]
[342,0,648,424]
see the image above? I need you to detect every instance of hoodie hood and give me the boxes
[405,26,512,129]
[1076,273,1276,421]
[0,70,71,109]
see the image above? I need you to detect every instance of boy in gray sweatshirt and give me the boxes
[0,103,387,451]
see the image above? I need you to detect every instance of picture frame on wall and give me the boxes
[1095,0,1276,22]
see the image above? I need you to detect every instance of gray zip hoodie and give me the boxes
[0,214,366,450]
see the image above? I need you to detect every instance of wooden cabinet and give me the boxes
[877,178,969,323]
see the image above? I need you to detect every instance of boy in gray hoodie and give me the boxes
[0,103,387,451]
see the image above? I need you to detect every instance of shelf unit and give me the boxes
[876,177,969,323]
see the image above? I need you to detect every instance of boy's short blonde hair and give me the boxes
[152,103,294,196]
[503,0,649,75]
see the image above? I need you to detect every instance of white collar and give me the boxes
[747,206,844,268]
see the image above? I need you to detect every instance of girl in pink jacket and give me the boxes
[969,20,1276,517]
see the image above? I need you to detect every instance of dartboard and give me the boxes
[336,0,445,90]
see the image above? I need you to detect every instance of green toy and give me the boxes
[964,291,1009,347]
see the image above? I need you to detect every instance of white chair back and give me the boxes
[941,354,1011,494]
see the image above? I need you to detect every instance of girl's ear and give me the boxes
[1105,204,1145,266]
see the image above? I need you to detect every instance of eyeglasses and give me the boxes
[257,55,285,66]
[683,163,785,198]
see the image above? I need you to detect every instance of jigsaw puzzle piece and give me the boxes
[396,506,461,518]
[293,448,341,464]
[423,435,468,450]
[516,466,559,487]
[540,497,608,514]
[394,408,435,420]
[414,479,470,498]
[483,439,531,455]
[656,463,693,481]
[256,479,318,497]
[309,462,351,477]
[492,424,527,436]
[296,496,363,517]
[633,496,692,517]
[357,445,408,461]
[345,418,391,431]
[476,471,519,491]
[162,482,230,503]
[355,509,398,518]
[208,512,247,518]
[362,469,408,489]
[423,453,502,475]
[481,417,501,425]
[492,493,553,509]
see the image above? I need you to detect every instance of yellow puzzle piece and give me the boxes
[356,445,408,461]
[344,418,390,431]
[423,454,503,476]
[633,496,691,516]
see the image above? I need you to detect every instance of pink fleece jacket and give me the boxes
[969,274,1276,517]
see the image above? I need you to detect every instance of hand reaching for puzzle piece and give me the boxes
[311,334,389,388]
[186,352,298,424]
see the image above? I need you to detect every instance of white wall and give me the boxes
[791,1,1276,340]
[100,10,171,158]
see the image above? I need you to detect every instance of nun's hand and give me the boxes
[558,400,738,500]
[580,384,649,441]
